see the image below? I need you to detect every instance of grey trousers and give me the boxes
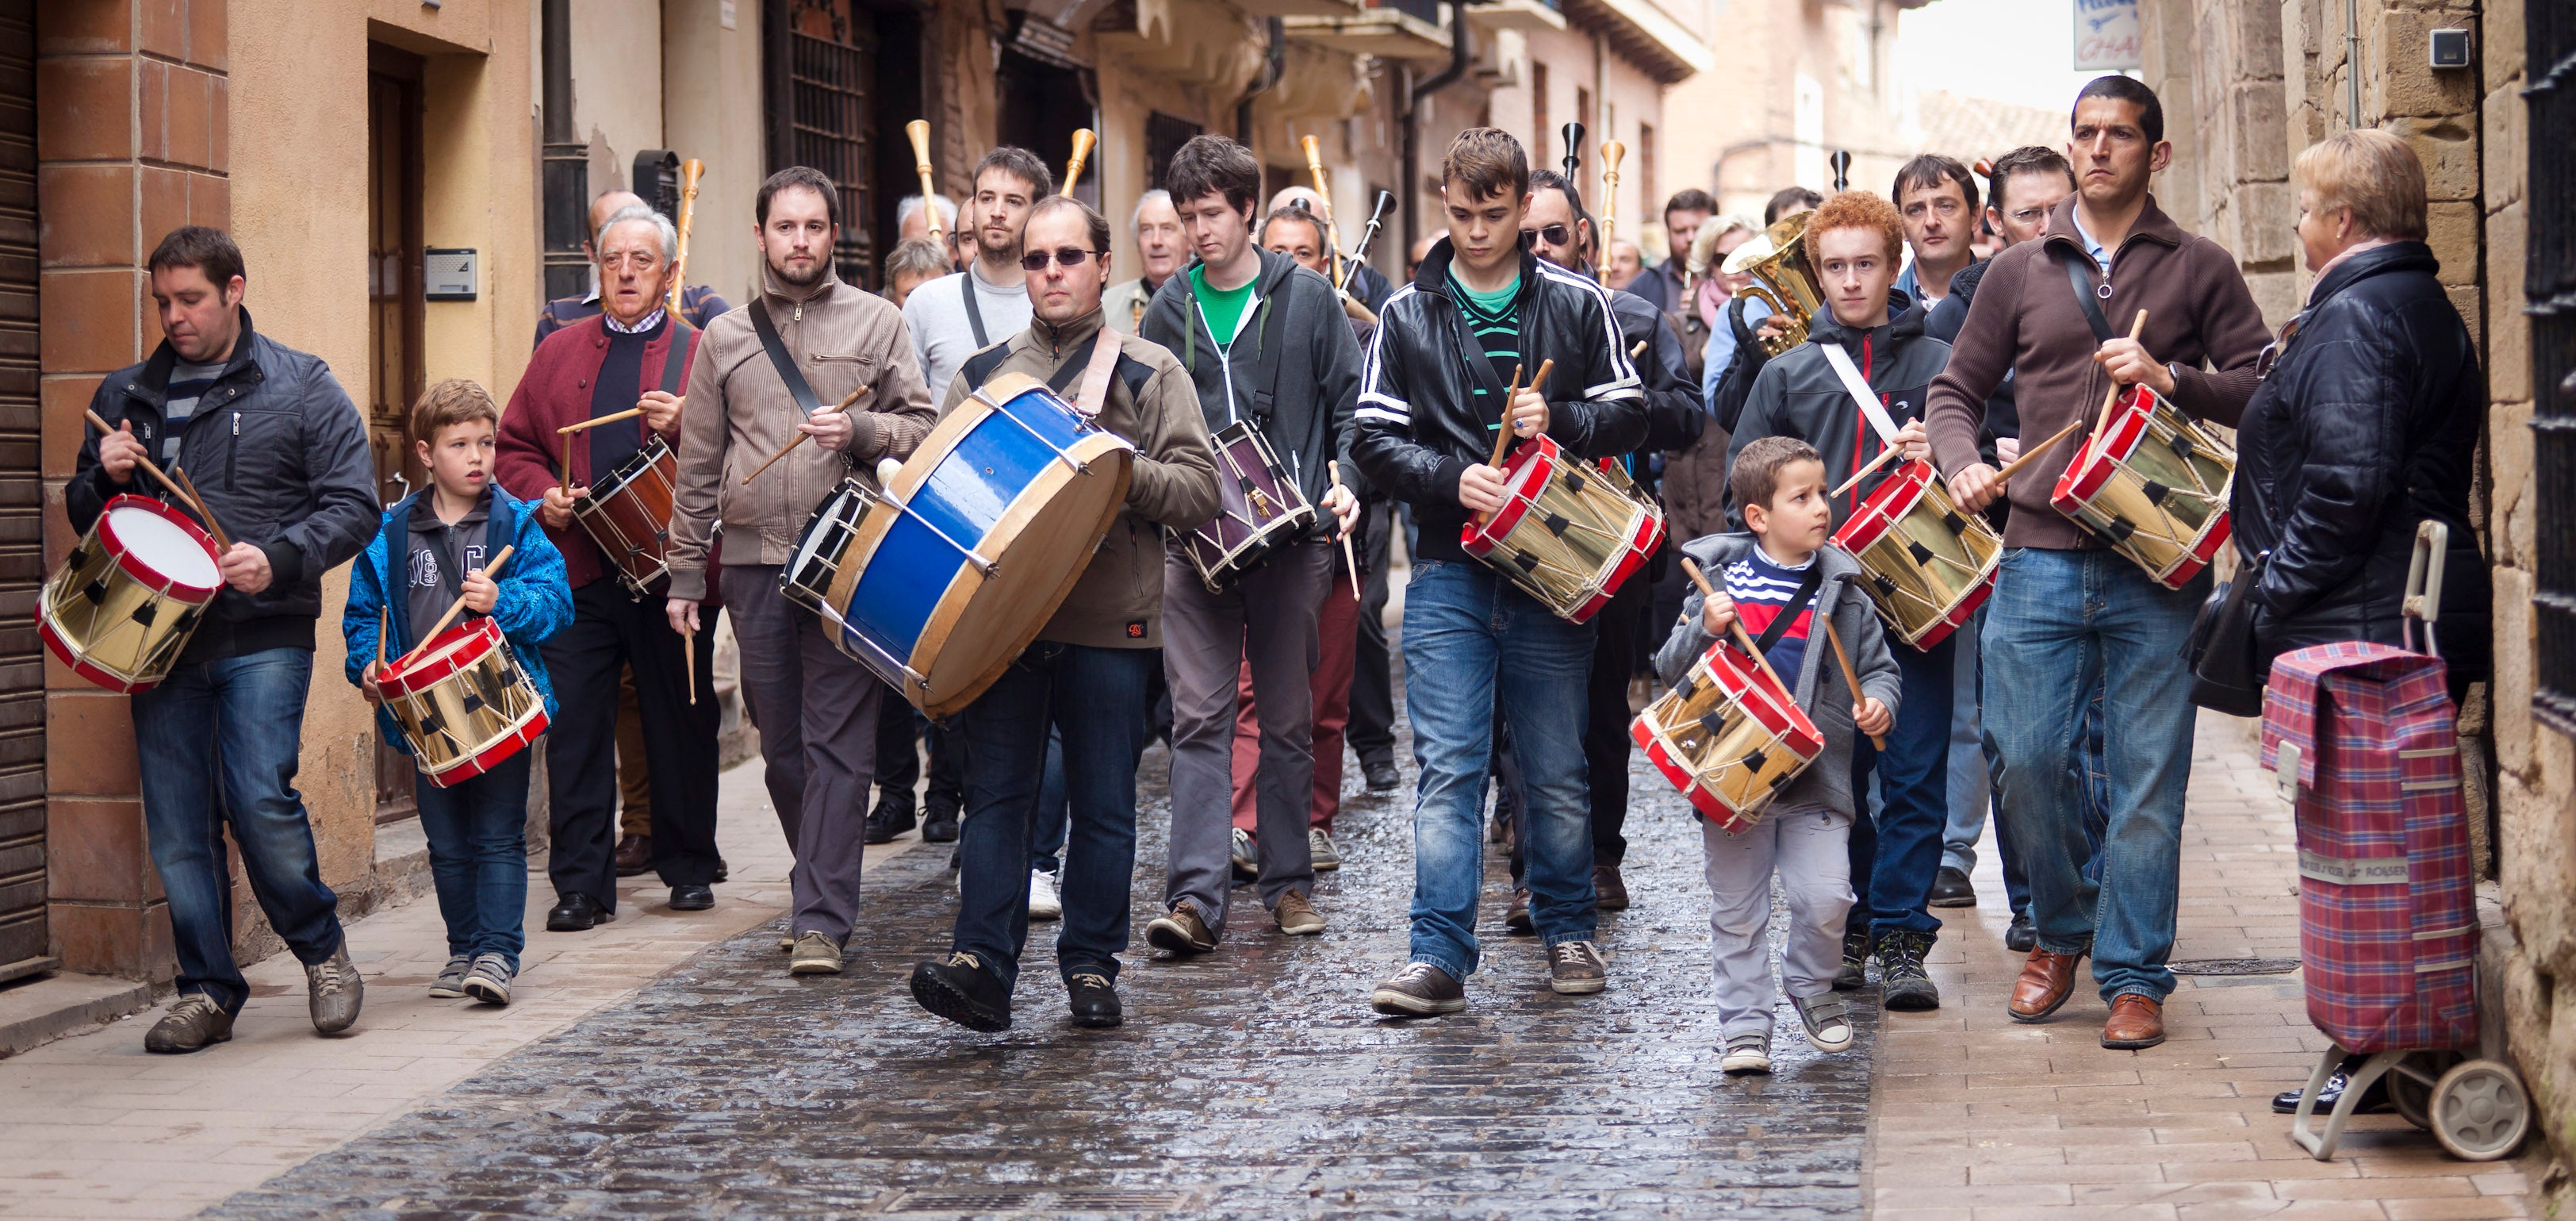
[1161,541,1332,934]
[1942,615,1991,873]
[723,565,881,945]
[1699,803,1854,1037]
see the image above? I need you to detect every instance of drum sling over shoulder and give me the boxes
[2053,244,2118,344]
[1690,563,1823,770]
[749,302,836,460]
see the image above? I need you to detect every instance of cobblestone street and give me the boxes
[190,717,1874,1221]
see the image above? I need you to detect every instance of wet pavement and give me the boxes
[197,712,1873,1219]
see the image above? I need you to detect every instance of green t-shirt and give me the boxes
[1447,270,1523,420]
[1189,264,1259,345]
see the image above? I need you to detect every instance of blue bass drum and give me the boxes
[796,371,1134,716]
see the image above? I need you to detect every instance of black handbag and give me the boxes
[2183,548,2269,716]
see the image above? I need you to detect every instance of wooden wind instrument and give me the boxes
[1598,139,1626,248]
[667,158,703,317]
[1298,134,1346,290]
[1061,129,1096,197]
[905,120,941,244]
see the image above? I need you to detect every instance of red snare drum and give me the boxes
[2052,386,2237,589]
[1462,435,1663,624]
[378,617,549,787]
[39,493,224,693]
[1830,459,2003,651]
[573,437,678,597]
[1631,641,1824,834]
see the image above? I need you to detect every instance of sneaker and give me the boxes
[430,954,472,999]
[1027,870,1062,921]
[1792,993,1855,1052]
[306,941,364,1035]
[863,800,917,845]
[1547,940,1608,995]
[143,993,234,1054]
[1363,758,1400,792]
[1875,929,1942,1011]
[1504,888,1534,936]
[1145,900,1217,954]
[1833,925,1871,991]
[1721,1032,1773,1076]
[789,931,844,975]
[1274,890,1325,935]
[1593,864,1631,912]
[1309,827,1341,871]
[1229,827,1258,881]
[779,932,796,954]
[1368,961,1465,1016]
[922,811,960,843]
[1065,970,1121,1028]
[1928,866,1977,908]
[2004,912,2038,954]
[462,954,514,1006]
[911,950,1012,1031]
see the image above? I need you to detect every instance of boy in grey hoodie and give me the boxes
[1654,437,1900,1075]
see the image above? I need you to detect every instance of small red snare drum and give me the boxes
[378,616,549,787]
[1631,640,1824,835]
[1462,435,1663,624]
[1830,459,2002,651]
[2053,386,2237,589]
[39,493,224,693]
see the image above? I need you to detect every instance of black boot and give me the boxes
[911,951,1011,1031]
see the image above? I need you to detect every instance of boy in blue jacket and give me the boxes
[345,380,573,1006]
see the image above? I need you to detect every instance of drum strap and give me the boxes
[749,302,825,419]
[1752,564,1826,658]
[661,323,694,396]
[2053,245,2117,344]
[1815,342,1902,445]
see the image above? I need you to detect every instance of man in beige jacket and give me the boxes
[907,195,1218,1034]
[665,167,938,976]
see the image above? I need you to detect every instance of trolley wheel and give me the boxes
[2427,1059,2531,1161]
[2388,1050,2456,1131]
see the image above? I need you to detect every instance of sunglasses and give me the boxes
[1520,225,1574,248]
[1020,247,1097,271]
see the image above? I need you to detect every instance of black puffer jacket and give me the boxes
[1721,293,1945,527]
[1351,238,1646,563]
[69,310,379,663]
[1607,285,1706,466]
[2233,240,2490,682]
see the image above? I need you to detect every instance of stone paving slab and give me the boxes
[188,716,1875,1220]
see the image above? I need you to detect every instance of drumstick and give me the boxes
[1991,418,2086,484]
[85,409,233,547]
[1827,443,1904,501]
[681,625,696,706]
[561,431,573,497]
[2092,309,2149,438]
[1328,459,1361,601]
[377,607,389,670]
[740,384,873,485]
[558,405,646,435]
[1819,616,1886,751]
[397,545,516,667]
[169,465,232,551]
[1630,339,1649,359]
[1485,363,1525,470]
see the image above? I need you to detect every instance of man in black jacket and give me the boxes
[1140,136,1362,952]
[68,227,379,1054]
[1353,129,1646,1016]
[1515,170,1701,916]
[1720,191,1956,1014]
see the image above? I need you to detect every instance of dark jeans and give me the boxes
[1580,576,1649,868]
[413,753,531,971]
[1033,727,1070,876]
[541,580,721,909]
[132,647,342,1015]
[873,696,920,815]
[1994,674,2110,914]
[1346,501,1397,769]
[951,642,1156,992]
[1848,633,1955,939]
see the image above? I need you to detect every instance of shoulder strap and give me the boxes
[660,322,694,395]
[1752,563,1827,656]
[1043,335,1098,397]
[1815,340,1901,445]
[960,341,1013,394]
[960,275,989,347]
[2053,244,2116,344]
[1075,330,1125,415]
[748,302,823,416]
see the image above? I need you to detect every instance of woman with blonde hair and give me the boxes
[2229,128,2490,705]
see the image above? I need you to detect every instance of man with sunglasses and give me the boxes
[909,195,1219,1033]
[1512,169,1700,922]
[1352,128,1646,1017]
[1135,135,1362,956]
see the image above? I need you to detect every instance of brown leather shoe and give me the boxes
[2007,946,2086,1022]
[2102,993,2166,1050]
[613,834,653,877]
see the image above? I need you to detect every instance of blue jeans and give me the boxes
[1400,561,1596,981]
[131,647,342,1015]
[412,753,531,972]
[1032,727,1070,877]
[1976,605,2109,915]
[1848,633,1955,938]
[1984,548,2203,1003]
[950,642,1156,992]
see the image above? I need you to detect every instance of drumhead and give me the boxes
[108,504,220,588]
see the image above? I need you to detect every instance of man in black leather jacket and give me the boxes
[1352,129,1646,1017]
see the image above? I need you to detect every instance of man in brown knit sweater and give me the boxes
[664,167,939,977]
[1924,77,2271,1052]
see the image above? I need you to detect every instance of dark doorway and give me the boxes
[1145,111,1202,193]
[366,41,426,826]
[0,0,43,983]
[996,45,1095,209]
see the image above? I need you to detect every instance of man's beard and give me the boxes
[981,229,1022,267]
[770,253,829,288]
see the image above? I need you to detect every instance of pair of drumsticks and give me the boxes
[1827,310,2148,501]
[86,409,232,551]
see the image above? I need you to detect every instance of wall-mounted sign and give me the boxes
[2076,0,2141,71]
[426,249,478,301]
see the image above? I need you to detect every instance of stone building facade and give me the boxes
[2141,0,2566,1195]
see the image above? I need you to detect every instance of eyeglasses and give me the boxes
[1019,248,1098,271]
[1520,225,1573,248]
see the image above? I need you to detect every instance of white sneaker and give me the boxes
[1721,1032,1773,1076]
[1027,870,1062,921]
